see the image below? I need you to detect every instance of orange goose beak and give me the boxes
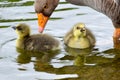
[34,0,59,33]
[37,13,49,33]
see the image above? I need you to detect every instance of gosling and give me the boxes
[12,23,60,52]
[64,23,96,49]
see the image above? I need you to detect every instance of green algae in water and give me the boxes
[0,17,63,23]
[0,0,21,2]
[0,57,3,59]
[0,1,34,7]
[59,2,69,4]
[76,13,87,15]
[55,8,78,12]
[0,25,10,28]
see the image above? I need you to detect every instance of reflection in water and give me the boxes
[16,46,120,80]
[36,48,120,80]
[64,46,94,66]
[16,48,61,64]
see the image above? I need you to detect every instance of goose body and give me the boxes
[34,0,120,49]
[66,0,120,26]
[64,23,95,49]
[12,23,60,52]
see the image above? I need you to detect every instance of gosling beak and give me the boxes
[80,28,85,32]
[37,13,49,33]
[12,26,16,30]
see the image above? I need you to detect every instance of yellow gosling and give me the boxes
[12,23,60,52]
[64,23,96,49]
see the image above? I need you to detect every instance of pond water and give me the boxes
[0,0,120,80]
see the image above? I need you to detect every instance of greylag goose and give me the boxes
[12,23,60,52]
[34,0,120,48]
[64,23,96,49]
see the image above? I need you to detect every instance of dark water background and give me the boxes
[0,0,120,80]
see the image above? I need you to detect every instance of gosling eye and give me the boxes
[16,26,22,31]
[76,26,80,30]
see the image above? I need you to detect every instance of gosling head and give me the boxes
[12,23,30,38]
[73,23,86,38]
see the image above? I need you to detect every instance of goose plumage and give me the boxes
[12,23,60,52]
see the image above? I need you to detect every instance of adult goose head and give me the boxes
[34,0,59,33]
[34,0,120,48]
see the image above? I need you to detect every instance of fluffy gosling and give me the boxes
[12,23,60,52]
[64,23,96,49]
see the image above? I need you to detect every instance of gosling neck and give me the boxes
[73,34,84,42]
[18,33,30,39]
[24,34,30,38]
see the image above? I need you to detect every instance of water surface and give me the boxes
[0,0,120,80]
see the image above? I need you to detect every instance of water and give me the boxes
[0,0,120,80]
